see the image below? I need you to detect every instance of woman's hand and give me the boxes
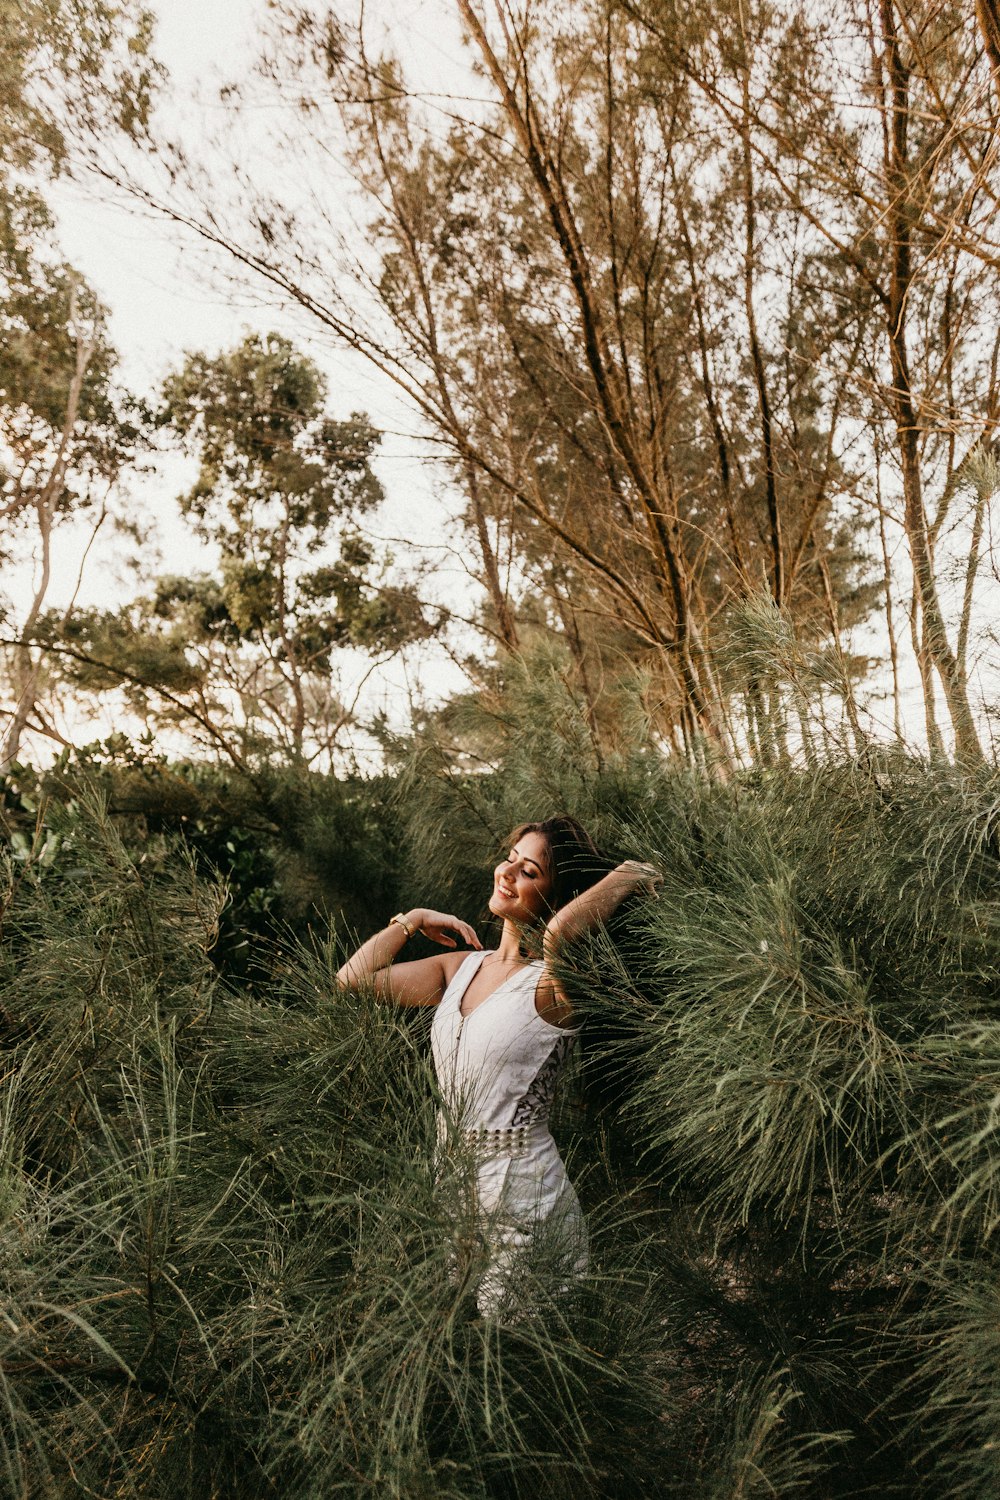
[614,860,664,896]
[407,909,483,950]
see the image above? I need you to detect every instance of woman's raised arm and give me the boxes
[544,861,662,951]
[335,907,482,1006]
[537,861,662,1023]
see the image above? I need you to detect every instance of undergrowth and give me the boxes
[2,735,1000,1496]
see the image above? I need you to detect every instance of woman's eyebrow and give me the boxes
[511,845,545,872]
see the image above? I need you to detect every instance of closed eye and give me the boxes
[508,845,545,879]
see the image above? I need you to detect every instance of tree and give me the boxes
[103,0,1000,764]
[624,0,999,760]
[0,0,158,183]
[0,191,146,767]
[50,334,435,770]
[0,0,160,768]
[128,0,888,767]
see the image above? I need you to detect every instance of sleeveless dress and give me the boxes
[430,949,587,1318]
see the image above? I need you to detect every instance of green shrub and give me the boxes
[4,734,1000,1496]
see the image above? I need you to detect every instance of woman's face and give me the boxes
[488,831,554,924]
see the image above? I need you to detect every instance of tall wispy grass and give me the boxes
[4,736,1000,1495]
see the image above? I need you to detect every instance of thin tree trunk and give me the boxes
[909,580,945,757]
[552,580,604,772]
[956,478,987,684]
[737,30,783,606]
[976,0,1000,97]
[273,510,307,759]
[457,0,734,763]
[465,464,520,650]
[671,164,750,584]
[875,457,904,743]
[745,680,765,765]
[1,290,93,771]
[878,0,983,762]
[819,555,864,752]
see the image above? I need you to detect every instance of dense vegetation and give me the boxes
[3,703,1000,1499]
[5,2,1000,1494]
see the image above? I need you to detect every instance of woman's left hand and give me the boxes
[410,908,483,950]
[615,859,664,895]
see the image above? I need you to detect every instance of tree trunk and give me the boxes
[976,0,1000,97]
[738,33,783,606]
[1,291,93,771]
[878,0,983,763]
[457,0,734,764]
[465,465,519,650]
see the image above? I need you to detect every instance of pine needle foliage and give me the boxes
[0,789,697,1496]
[558,753,1000,1497]
[4,727,1000,1495]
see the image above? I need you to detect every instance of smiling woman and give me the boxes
[335,815,662,1318]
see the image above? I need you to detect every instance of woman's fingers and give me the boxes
[419,912,482,949]
[618,859,664,893]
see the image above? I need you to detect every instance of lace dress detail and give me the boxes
[512,1034,574,1126]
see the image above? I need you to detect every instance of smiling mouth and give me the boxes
[497,884,516,899]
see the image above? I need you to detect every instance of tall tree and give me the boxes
[121,0,1000,762]
[0,192,145,767]
[160,333,431,765]
[0,0,160,767]
[52,335,434,770]
[626,0,998,760]
[185,0,878,763]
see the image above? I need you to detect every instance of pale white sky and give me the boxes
[54,0,476,391]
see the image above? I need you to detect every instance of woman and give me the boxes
[336,815,660,1318]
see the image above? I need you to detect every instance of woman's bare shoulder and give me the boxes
[441,947,485,980]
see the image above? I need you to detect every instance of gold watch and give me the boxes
[389,912,417,939]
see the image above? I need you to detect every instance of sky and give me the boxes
[55,0,476,392]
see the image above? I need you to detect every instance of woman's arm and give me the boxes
[537,862,661,1024]
[335,907,482,1006]
[545,861,661,949]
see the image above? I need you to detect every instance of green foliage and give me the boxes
[377,668,1000,1495]
[0,794,692,1498]
[0,191,147,544]
[27,332,435,768]
[0,1,160,771]
[5,680,1000,1494]
[0,0,158,540]
[2,750,406,979]
[161,334,385,543]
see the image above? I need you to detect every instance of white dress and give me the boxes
[430,949,587,1317]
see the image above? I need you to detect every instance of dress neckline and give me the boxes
[457,948,537,1020]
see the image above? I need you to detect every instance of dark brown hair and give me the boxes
[504,814,609,914]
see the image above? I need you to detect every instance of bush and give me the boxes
[4,734,1000,1496]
